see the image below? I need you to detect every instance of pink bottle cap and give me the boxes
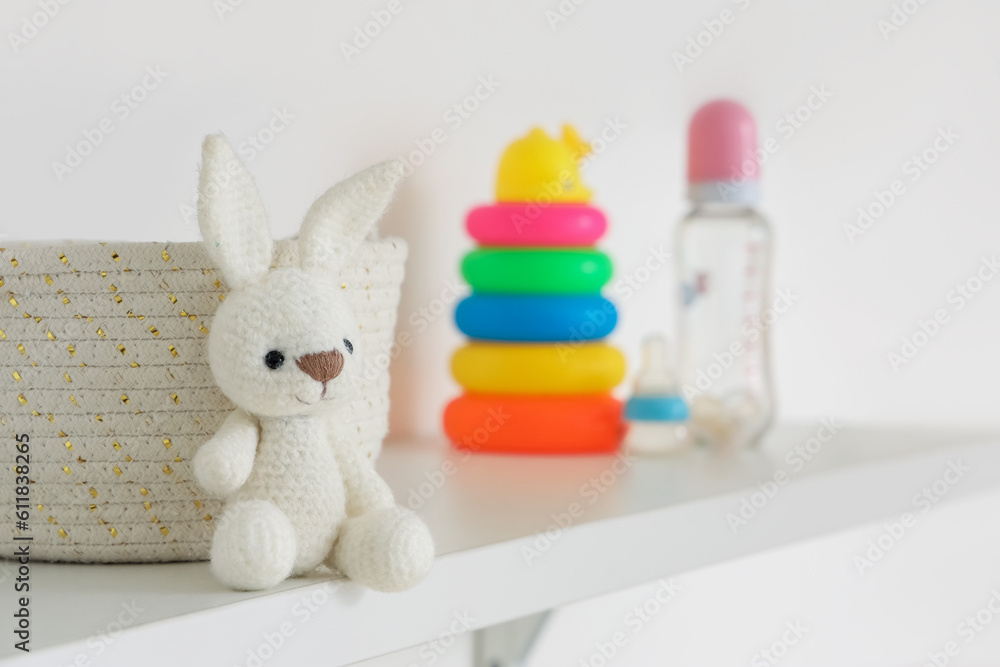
[687,99,760,204]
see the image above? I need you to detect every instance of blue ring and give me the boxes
[455,294,617,342]
[624,395,689,421]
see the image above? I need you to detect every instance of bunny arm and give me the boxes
[333,439,396,517]
[193,409,259,497]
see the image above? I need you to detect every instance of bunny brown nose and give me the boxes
[296,349,344,383]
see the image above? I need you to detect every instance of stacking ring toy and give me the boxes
[451,342,626,394]
[444,393,623,454]
[455,294,616,342]
[465,203,607,246]
[462,248,612,294]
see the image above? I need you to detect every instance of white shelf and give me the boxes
[4,424,1000,666]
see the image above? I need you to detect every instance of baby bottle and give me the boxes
[677,100,774,449]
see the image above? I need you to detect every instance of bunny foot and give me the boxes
[211,500,297,591]
[329,507,434,592]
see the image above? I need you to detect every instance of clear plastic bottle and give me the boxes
[677,100,774,449]
[623,334,690,456]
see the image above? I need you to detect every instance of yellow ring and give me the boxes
[451,342,626,394]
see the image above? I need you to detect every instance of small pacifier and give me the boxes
[623,334,691,455]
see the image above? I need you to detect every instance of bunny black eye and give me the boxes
[343,339,353,355]
[264,350,285,370]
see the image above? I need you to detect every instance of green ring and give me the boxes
[461,248,613,294]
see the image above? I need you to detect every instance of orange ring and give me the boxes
[444,393,623,455]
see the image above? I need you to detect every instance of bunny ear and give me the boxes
[197,134,273,288]
[297,160,405,273]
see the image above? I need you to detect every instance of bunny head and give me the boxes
[197,135,404,418]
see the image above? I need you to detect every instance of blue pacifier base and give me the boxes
[624,395,689,422]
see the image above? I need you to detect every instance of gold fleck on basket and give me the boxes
[1,239,406,563]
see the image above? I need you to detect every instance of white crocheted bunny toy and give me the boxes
[192,134,434,592]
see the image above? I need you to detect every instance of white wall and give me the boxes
[1,1,996,433]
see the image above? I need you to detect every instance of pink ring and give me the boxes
[466,203,607,246]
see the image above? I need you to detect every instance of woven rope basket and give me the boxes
[1,238,406,563]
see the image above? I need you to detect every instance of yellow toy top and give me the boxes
[495,125,593,203]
